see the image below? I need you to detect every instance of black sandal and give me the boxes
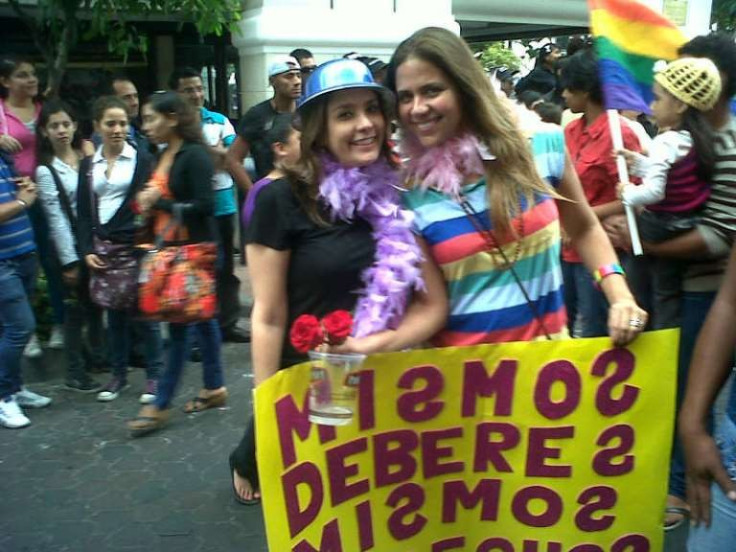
[228,453,260,506]
[183,389,228,413]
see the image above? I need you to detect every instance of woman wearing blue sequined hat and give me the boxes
[227,58,448,505]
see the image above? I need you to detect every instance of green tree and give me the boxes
[476,42,521,72]
[712,0,736,30]
[7,0,242,97]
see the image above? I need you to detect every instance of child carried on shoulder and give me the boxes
[618,57,721,329]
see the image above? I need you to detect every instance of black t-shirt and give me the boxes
[515,67,558,97]
[237,99,279,180]
[246,178,376,368]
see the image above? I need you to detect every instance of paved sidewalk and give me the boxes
[1,266,267,552]
[1,343,267,552]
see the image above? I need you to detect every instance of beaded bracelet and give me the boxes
[593,263,625,289]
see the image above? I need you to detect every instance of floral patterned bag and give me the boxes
[86,168,139,311]
[89,237,139,311]
[137,207,217,323]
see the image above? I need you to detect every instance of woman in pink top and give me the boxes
[1,55,65,355]
[0,56,41,178]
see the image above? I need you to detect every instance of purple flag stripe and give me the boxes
[602,83,651,113]
[599,57,654,87]
[599,58,653,113]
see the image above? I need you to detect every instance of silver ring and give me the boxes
[628,318,643,328]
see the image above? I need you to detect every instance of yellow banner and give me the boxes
[256,331,677,552]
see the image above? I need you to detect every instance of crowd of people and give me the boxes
[494,32,736,549]
[1,27,735,550]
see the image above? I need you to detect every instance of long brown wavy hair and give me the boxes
[386,27,556,235]
[286,88,397,225]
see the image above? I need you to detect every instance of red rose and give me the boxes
[290,315,324,353]
[322,310,353,345]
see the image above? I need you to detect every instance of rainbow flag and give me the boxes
[588,0,687,113]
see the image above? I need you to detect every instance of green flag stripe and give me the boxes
[596,37,657,85]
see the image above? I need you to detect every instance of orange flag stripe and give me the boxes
[590,9,686,60]
[588,0,680,29]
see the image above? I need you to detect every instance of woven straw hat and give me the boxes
[654,57,722,112]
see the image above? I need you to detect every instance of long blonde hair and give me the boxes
[387,27,555,235]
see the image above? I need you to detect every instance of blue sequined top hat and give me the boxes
[297,58,392,111]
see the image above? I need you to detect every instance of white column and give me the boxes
[232,0,457,110]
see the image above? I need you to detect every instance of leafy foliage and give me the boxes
[7,0,242,96]
[475,42,521,72]
[712,0,736,31]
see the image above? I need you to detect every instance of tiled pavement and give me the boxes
[1,342,267,552]
[0,267,268,552]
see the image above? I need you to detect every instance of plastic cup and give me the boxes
[307,351,365,426]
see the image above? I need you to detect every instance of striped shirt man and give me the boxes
[685,114,736,292]
[0,156,35,260]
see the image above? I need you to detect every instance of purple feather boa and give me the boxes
[319,154,424,338]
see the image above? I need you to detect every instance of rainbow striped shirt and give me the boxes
[404,126,568,346]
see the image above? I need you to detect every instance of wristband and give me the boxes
[593,263,625,289]
[16,198,28,209]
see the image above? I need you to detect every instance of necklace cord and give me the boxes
[459,197,553,341]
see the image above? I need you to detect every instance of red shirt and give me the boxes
[563,111,641,262]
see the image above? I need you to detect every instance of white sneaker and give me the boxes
[15,386,52,409]
[96,378,129,402]
[0,396,31,429]
[139,379,157,405]
[23,335,42,358]
[47,325,64,349]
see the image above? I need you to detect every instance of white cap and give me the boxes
[268,56,300,78]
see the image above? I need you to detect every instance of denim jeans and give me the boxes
[687,415,736,551]
[561,261,608,337]
[0,252,37,399]
[669,291,717,499]
[107,310,163,382]
[561,261,579,336]
[154,319,224,409]
[562,254,652,338]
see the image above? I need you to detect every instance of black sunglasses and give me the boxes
[300,66,317,75]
